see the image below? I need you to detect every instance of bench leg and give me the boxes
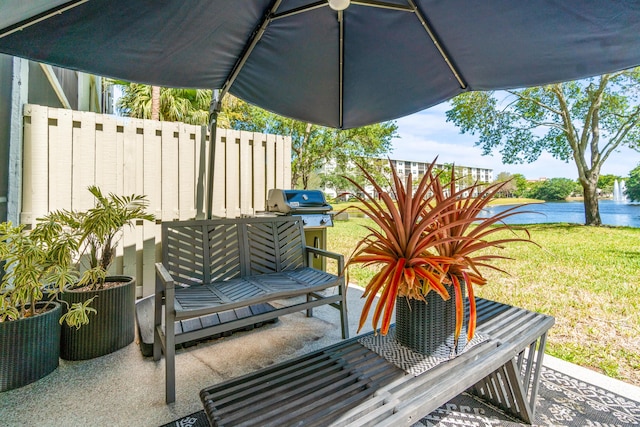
[153,287,163,361]
[306,293,313,317]
[527,331,548,418]
[340,280,349,339]
[165,284,176,404]
[469,333,548,424]
[165,334,176,404]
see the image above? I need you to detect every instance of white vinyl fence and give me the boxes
[20,104,291,296]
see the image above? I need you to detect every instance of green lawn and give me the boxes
[327,217,640,386]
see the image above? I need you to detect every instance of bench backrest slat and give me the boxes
[162,216,307,286]
[164,222,208,286]
[207,222,242,282]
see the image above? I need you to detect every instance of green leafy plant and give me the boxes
[59,297,98,329]
[345,158,536,343]
[44,186,155,290]
[0,221,78,321]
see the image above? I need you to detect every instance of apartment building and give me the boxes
[388,159,493,184]
[321,157,493,199]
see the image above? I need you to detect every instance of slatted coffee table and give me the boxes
[200,298,554,426]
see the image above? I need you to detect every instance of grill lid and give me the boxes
[267,189,331,214]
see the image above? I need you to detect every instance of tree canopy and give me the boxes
[626,164,640,202]
[597,174,619,195]
[526,178,578,201]
[495,172,518,197]
[446,68,640,225]
[117,84,211,125]
[229,99,396,189]
[115,84,242,128]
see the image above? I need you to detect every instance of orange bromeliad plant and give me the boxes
[346,158,536,345]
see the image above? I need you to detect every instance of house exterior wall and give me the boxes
[0,56,103,223]
[28,63,67,109]
[0,55,12,222]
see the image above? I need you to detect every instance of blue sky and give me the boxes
[391,102,639,180]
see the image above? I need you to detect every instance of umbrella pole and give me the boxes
[207,90,221,219]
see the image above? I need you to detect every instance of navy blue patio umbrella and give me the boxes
[1,0,640,215]
[2,0,640,129]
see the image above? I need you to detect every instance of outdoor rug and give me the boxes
[162,365,640,427]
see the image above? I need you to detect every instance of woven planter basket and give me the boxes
[395,283,468,357]
[60,276,135,360]
[0,302,61,391]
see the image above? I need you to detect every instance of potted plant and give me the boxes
[44,186,155,360]
[345,159,535,357]
[0,220,89,390]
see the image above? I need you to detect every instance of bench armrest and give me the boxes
[155,262,175,291]
[305,246,344,273]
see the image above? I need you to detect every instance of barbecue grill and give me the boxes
[267,189,332,225]
[266,189,334,270]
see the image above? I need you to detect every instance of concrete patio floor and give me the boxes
[1,287,639,427]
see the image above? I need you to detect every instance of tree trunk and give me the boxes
[151,86,161,121]
[293,122,313,189]
[581,179,602,226]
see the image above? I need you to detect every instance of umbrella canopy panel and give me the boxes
[1,0,639,129]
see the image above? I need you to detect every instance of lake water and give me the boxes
[478,200,640,227]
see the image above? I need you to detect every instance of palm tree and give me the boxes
[151,86,160,120]
[116,83,212,125]
[115,82,245,128]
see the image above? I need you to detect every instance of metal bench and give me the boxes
[154,216,349,404]
[200,298,554,426]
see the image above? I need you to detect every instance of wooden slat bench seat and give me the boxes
[154,216,349,404]
[136,296,278,357]
[200,298,554,426]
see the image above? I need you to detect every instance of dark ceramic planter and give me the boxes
[0,302,61,391]
[395,284,468,358]
[60,276,136,360]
